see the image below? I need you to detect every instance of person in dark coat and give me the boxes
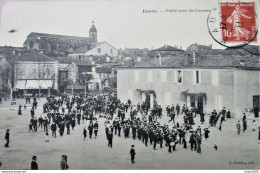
[130,145,136,163]
[189,131,196,151]
[88,123,93,139]
[30,108,35,118]
[200,111,205,124]
[94,121,99,139]
[226,109,231,119]
[60,155,69,170]
[18,105,22,115]
[51,123,57,138]
[83,127,87,140]
[107,131,113,148]
[31,156,38,170]
[204,128,210,139]
[4,129,10,147]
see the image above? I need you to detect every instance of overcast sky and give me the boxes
[0,0,243,50]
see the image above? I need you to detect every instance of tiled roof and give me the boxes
[96,64,113,73]
[132,52,260,69]
[227,45,260,55]
[193,54,260,68]
[11,51,56,62]
[30,32,90,40]
[134,55,189,67]
[152,45,183,52]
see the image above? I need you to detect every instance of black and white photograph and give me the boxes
[0,0,259,171]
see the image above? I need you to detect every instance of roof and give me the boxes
[227,45,260,55]
[131,52,260,69]
[28,32,90,41]
[152,45,183,52]
[11,51,56,62]
[193,54,260,68]
[96,64,113,73]
[89,24,97,33]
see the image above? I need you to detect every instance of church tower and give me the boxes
[89,21,97,42]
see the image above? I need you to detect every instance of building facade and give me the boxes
[117,49,260,117]
[23,22,98,54]
[13,52,59,96]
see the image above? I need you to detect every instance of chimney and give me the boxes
[239,60,246,66]
[159,53,162,66]
[192,51,196,65]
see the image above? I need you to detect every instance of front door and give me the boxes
[253,95,260,110]
[197,96,203,113]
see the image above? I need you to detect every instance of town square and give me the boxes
[0,0,259,170]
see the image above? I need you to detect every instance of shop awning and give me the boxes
[15,80,26,89]
[26,80,54,89]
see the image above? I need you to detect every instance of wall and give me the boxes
[85,42,118,57]
[234,69,260,117]
[117,68,236,115]
[14,61,59,89]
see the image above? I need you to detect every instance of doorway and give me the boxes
[253,95,260,110]
[197,96,203,113]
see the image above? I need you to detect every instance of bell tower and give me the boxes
[89,21,97,42]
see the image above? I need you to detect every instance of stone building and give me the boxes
[23,22,98,55]
[12,52,59,96]
[117,47,260,117]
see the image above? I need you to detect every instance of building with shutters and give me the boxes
[12,51,59,96]
[117,45,260,117]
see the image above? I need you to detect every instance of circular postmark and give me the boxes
[207,1,258,48]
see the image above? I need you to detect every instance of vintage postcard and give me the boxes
[0,0,259,171]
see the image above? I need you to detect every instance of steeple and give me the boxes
[89,21,97,42]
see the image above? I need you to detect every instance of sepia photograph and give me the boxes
[0,0,259,171]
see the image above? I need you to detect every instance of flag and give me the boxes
[215,113,224,131]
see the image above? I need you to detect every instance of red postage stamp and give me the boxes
[220,2,257,43]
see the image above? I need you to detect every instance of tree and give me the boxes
[2,68,14,104]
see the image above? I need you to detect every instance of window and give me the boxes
[161,71,167,83]
[177,70,182,83]
[211,71,219,86]
[60,71,69,85]
[147,71,152,82]
[135,70,139,82]
[46,68,51,77]
[191,95,196,107]
[193,70,201,84]
[98,48,101,53]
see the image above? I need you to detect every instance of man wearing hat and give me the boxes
[60,155,69,170]
[5,129,10,147]
[31,156,38,170]
[130,145,136,163]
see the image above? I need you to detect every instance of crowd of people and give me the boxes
[2,92,258,169]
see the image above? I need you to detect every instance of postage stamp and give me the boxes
[220,2,257,43]
[207,0,259,48]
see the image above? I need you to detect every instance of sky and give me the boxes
[0,0,253,50]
